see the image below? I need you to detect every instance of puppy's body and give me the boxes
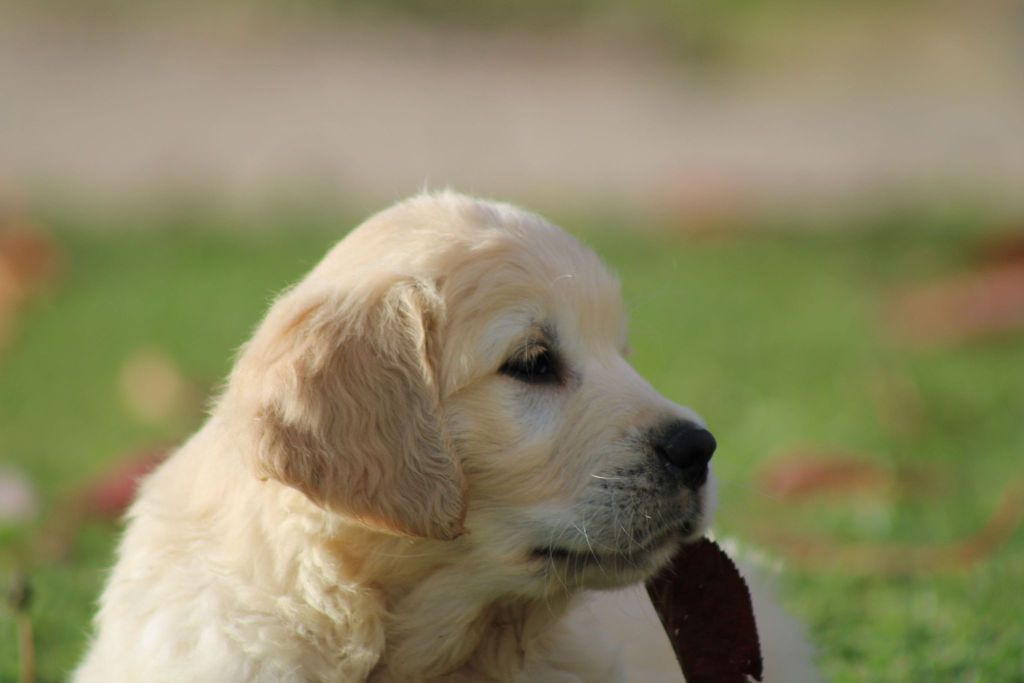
[76,193,719,682]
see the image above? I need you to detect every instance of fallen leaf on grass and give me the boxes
[82,447,168,518]
[0,226,61,309]
[889,262,1024,346]
[974,229,1024,268]
[0,223,62,352]
[758,451,893,500]
[39,447,168,561]
[752,477,1024,576]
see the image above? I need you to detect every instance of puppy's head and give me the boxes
[227,192,714,589]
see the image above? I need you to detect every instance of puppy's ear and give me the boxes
[228,276,466,540]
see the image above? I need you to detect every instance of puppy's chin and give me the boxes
[694,469,717,536]
[532,533,683,591]
[675,472,716,546]
[534,477,716,591]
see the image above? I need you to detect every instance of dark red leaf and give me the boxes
[646,537,763,683]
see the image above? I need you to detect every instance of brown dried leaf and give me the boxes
[83,447,168,518]
[758,452,893,501]
[0,228,61,305]
[754,478,1024,576]
[646,537,763,683]
[889,263,1024,346]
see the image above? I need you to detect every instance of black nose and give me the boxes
[653,421,716,488]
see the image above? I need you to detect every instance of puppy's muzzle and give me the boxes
[652,420,716,490]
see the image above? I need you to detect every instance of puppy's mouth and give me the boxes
[529,521,693,570]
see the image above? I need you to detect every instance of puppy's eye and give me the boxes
[499,347,561,385]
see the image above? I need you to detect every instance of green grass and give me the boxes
[1,206,1023,681]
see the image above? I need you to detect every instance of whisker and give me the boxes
[577,515,610,579]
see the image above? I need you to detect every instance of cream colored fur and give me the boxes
[74,192,812,682]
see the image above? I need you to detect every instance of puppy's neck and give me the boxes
[317,525,576,682]
[375,578,573,682]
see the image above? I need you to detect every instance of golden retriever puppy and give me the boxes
[74,191,720,682]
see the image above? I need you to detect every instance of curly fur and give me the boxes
[74,191,741,682]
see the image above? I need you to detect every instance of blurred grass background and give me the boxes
[2,0,1023,681]
[1,206,1022,681]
